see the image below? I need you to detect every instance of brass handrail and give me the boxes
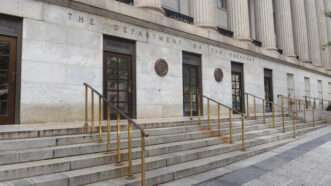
[84,83,148,186]
[194,93,246,151]
[246,92,299,137]
[278,94,316,129]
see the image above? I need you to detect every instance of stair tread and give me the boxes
[85,137,295,186]
[0,124,323,184]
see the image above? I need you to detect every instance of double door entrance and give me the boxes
[103,36,136,118]
[231,62,245,113]
[183,52,202,116]
[0,36,17,124]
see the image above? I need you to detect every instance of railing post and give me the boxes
[91,91,95,134]
[198,93,201,125]
[312,107,315,127]
[140,132,146,186]
[106,105,111,153]
[272,102,275,128]
[189,91,193,119]
[281,97,285,133]
[241,113,245,151]
[98,96,103,143]
[218,104,221,136]
[246,94,250,118]
[303,100,306,123]
[254,96,257,120]
[116,112,121,165]
[293,112,296,138]
[207,99,211,130]
[84,85,88,133]
[262,99,266,124]
[229,109,233,144]
[127,121,134,179]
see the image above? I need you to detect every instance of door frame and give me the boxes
[182,51,203,116]
[0,14,22,124]
[231,62,245,113]
[103,35,136,118]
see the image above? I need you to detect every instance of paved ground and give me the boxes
[201,128,331,186]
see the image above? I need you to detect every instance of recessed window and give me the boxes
[116,0,133,5]
[217,0,227,9]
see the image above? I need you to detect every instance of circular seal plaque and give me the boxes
[154,59,168,77]
[214,68,224,82]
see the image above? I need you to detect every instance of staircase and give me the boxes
[0,84,327,186]
[0,116,325,186]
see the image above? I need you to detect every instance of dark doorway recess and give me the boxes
[264,69,274,112]
[103,36,136,119]
[231,62,245,113]
[0,14,22,124]
[182,52,202,116]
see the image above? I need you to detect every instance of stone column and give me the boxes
[135,0,163,14]
[274,0,296,58]
[228,0,251,41]
[291,0,310,62]
[325,0,331,70]
[316,0,330,68]
[192,0,218,28]
[305,0,322,67]
[255,0,277,50]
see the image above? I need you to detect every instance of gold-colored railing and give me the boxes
[303,96,331,111]
[188,92,246,151]
[84,83,148,186]
[278,94,319,130]
[245,93,299,138]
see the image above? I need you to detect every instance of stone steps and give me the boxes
[0,115,286,140]
[86,125,324,186]
[0,116,293,152]
[0,121,278,176]
[0,120,259,151]
[0,117,299,166]
[0,119,324,185]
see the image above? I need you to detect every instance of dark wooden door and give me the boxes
[183,64,201,116]
[104,52,133,118]
[264,76,273,112]
[0,36,16,124]
[232,72,244,113]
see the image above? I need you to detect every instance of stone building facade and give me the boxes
[0,0,331,124]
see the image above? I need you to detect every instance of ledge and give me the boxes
[40,0,331,77]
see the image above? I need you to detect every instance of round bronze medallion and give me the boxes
[154,59,168,77]
[214,68,224,82]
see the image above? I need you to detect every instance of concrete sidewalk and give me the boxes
[200,125,331,186]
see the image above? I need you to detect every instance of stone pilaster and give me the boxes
[316,0,330,68]
[192,0,218,28]
[305,0,323,67]
[134,0,163,14]
[325,0,331,70]
[291,0,310,62]
[255,0,277,50]
[274,0,296,58]
[228,0,251,41]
